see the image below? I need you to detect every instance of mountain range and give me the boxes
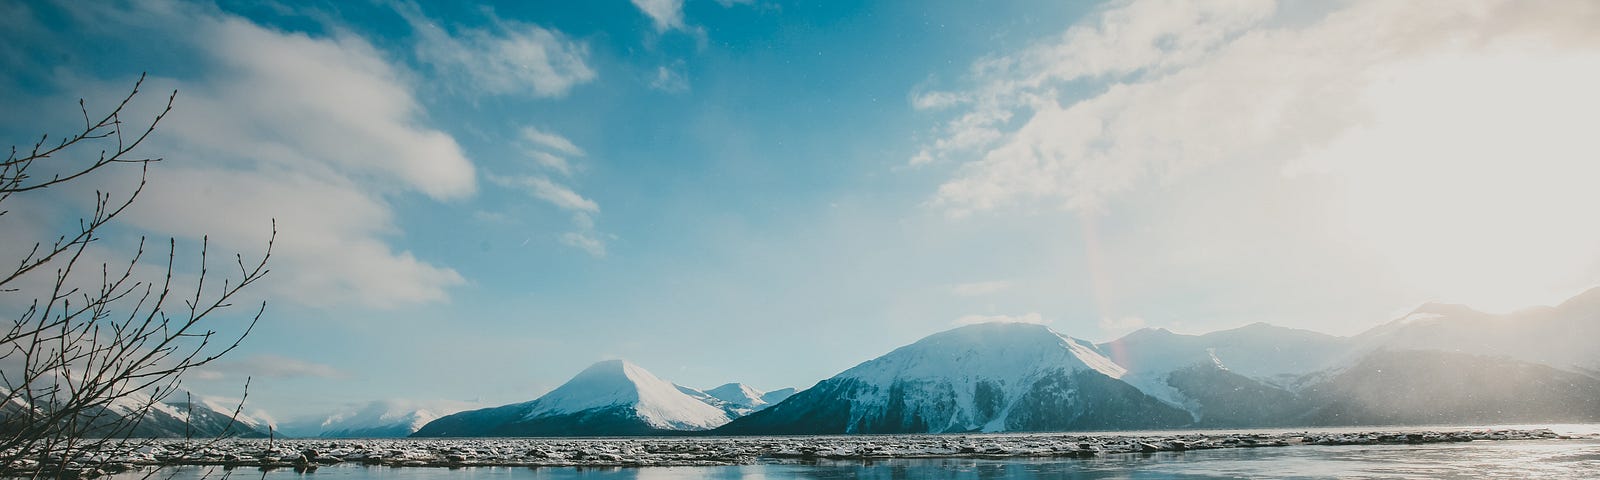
[412,359,795,437]
[421,287,1599,436]
[35,288,1599,437]
[0,389,272,439]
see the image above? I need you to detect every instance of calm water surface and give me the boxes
[120,426,1600,480]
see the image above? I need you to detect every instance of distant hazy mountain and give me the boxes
[1297,349,1600,425]
[716,323,1190,434]
[1098,322,1347,412]
[1096,289,1600,425]
[1353,287,1600,374]
[677,382,793,417]
[413,360,731,437]
[287,400,458,438]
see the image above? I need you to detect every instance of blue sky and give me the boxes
[3,0,1599,422]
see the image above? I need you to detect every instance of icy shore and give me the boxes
[13,428,1588,474]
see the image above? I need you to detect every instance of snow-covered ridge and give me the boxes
[830,322,1133,432]
[677,382,789,417]
[840,322,1124,385]
[705,383,768,408]
[316,400,449,437]
[525,359,731,430]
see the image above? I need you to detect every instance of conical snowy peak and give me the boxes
[528,359,731,431]
[529,360,652,415]
[413,359,732,437]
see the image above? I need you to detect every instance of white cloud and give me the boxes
[919,0,1600,314]
[951,280,1011,296]
[180,16,477,200]
[954,312,1049,326]
[527,151,574,176]
[403,3,595,98]
[910,90,960,111]
[128,168,465,307]
[28,3,475,309]
[921,0,1600,217]
[560,232,607,258]
[521,126,585,157]
[519,127,583,176]
[631,0,687,32]
[490,175,599,214]
[650,65,691,93]
[489,127,608,258]
[908,150,934,166]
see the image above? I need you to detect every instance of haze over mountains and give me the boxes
[417,288,1600,437]
[36,288,1600,438]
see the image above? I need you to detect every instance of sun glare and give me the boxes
[1307,51,1600,312]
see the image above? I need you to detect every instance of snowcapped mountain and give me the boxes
[313,400,448,438]
[705,383,768,409]
[1088,289,1600,426]
[1102,323,1347,383]
[419,289,1600,436]
[1098,322,1348,415]
[77,390,270,438]
[675,380,800,419]
[413,360,732,437]
[717,323,1190,434]
[674,383,794,417]
[1353,287,1600,374]
[1296,349,1600,425]
[163,392,276,437]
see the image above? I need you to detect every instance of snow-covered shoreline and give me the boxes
[21,428,1590,474]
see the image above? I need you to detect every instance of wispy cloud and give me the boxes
[560,232,607,258]
[490,175,599,214]
[917,0,1600,314]
[518,127,584,176]
[521,126,585,157]
[631,0,687,32]
[490,126,609,257]
[401,2,595,98]
[649,65,691,93]
[918,0,1600,218]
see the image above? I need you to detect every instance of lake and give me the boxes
[107,425,1600,479]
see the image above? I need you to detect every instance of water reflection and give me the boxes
[114,439,1600,480]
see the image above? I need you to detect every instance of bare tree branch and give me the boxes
[0,75,273,479]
